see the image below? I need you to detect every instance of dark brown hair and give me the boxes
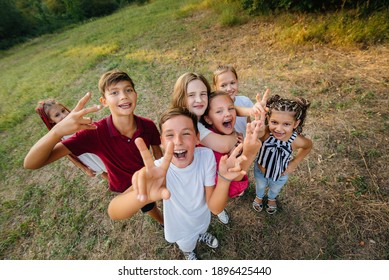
[267,94,310,134]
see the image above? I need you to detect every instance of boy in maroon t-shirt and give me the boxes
[24,70,164,225]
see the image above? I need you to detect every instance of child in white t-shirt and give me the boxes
[108,107,263,260]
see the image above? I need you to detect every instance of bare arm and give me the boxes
[235,105,251,117]
[207,144,249,214]
[200,131,238,154]
[235,89,270,117]
[284,135,313,175]
[107,187,154,220]
[24,92,102,170]
[67,154,96,177]
[108,138,173,220]
[239,111,266,172]
[24,133,71,169]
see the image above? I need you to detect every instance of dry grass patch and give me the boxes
[1,2,388,260]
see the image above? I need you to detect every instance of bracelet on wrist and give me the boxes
[217,171,232,182]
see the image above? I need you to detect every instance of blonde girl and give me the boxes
[213,65,254,136]
[171,73,245,224]
[171,72,241,154]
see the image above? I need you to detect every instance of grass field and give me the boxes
[0,0,388,260]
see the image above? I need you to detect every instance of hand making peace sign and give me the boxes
[52,92,102,136]
[132,137,173,203]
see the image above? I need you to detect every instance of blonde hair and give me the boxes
[170,72,211,109]
[212,65,238,90]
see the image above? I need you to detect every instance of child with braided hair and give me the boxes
[35,99,108,180]
[252,94,313,214]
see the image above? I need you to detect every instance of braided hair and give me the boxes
[266,95,310,134]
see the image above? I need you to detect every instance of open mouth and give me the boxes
[118,103,131,109]
[174,149,187,159]
[222,120,233,129]
[273,131,285,138]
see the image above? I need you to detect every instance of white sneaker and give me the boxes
[198,232,218,249]
[183,251,198,260]
[217,209,229,224]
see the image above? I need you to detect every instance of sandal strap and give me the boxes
[253,200,263,207]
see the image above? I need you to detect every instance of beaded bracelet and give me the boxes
[217,171,232,182]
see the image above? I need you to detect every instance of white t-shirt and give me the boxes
[62,134,107,174]
[198,122,211,141]
[234,95,254,136]
[155,147,216,251]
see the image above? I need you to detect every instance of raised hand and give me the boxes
[243,118,263,157]
[218,143,247,181]
[132,138,173,203]
[251,88,270,116]
[247,105,267,141]
[52,92,102,136]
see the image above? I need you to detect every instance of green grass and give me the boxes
[1,0,388,260]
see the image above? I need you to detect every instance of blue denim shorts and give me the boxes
[254,163,289,200]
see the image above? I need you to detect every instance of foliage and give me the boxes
[0,0,31,43]
[241,0,388,15]
[0,0,148,49]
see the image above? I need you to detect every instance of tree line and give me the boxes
[241,0,387,15]
[0,0,146,49]
[1,0,387,50]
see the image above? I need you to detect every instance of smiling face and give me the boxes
[268,110,300,141]
[185,79,208,119]
[161,115,199,168]
[99,80,137,117]
[204,94,236,135]
[214,70,239,101]
[48,104,69,124]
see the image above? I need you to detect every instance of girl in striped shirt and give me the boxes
[253,95,313,214]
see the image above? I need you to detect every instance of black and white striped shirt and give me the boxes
[257,131,297,181]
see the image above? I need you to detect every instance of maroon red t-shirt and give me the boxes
[62,115,161,193]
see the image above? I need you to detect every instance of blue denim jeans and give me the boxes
[254,163,289,200]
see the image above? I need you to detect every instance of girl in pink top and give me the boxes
[200,91,249,198]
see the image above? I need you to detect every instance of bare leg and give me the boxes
[101,172,109,181]
[146,203,164,225]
